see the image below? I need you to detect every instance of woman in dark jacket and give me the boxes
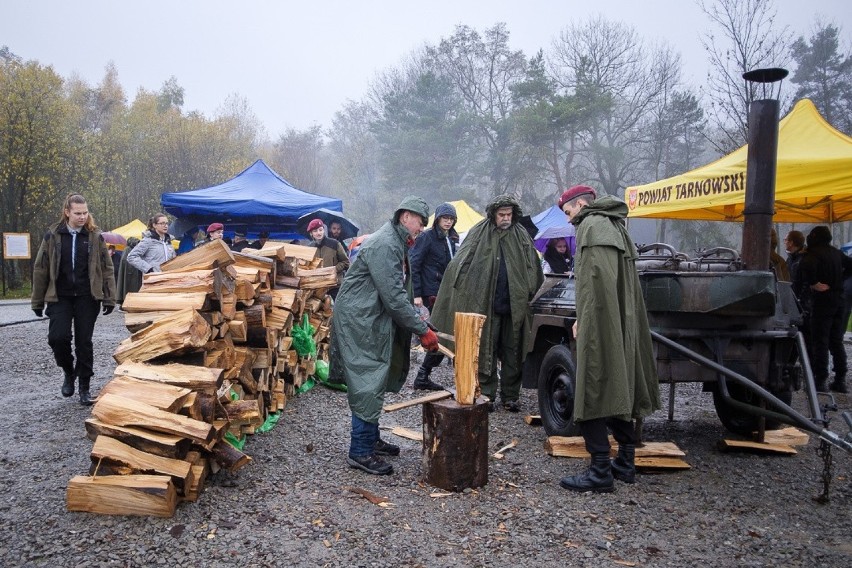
[541,237,572,274]
[408,202,459,390]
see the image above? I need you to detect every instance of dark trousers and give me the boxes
[349,413,379,458]
[579,417,636,455]
[478,313,522,402]
[810,302,847,381]
[46,295,100,379]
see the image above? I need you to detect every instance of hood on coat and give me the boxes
[395,195,430,226]
[486,195,523,227]
[571,195,628,227]
[806,225,832,247]
[432,202,457,230]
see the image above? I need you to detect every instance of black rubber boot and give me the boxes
[78,376,94,406]
[413,366,443,391]
[61,373,76,398]
[560,453,615,493]
[814,377,829,392]
[611,444,636,484]
[830,376,848,394]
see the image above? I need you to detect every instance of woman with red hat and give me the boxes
[307,218,350,299]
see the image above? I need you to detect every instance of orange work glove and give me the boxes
[419,329,439,352]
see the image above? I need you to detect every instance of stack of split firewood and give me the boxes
[66,239,337,517]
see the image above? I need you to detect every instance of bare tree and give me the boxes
[699,0,792,153]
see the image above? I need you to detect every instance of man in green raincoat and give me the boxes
[431,195,543,412]
[558,185,660,493]
[329,196,440,476]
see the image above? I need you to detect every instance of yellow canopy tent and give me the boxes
[427,200,485,233]
[624,99,852,223]
[111,219,179,250]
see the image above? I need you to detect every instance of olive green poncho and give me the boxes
[431,196,543,379]
[571,196,660,422]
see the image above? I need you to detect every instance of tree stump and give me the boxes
[422,397,489,491]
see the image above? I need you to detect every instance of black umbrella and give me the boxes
[296,208,360,241]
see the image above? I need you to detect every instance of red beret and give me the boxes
[558,185,597,209]
[206,222,224,233]
[307,219,324,232]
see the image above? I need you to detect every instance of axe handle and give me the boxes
[435,343,455,360]
[435,331,455,343]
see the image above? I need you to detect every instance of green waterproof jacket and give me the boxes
[328,198,429,423]
[571,196,660,422]
[431,196,544,377]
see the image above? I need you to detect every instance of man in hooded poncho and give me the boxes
[558,185,660,493]
[430,195,544,412]
[329,196,440,475]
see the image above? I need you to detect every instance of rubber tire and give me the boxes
[537,344,581,437]
[712,364,794,436]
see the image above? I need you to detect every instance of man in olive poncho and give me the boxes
[431,195,543,412]
[559,185,660,493]
[329,196,439,476]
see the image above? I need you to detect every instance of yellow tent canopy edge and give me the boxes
[624,99,852,223]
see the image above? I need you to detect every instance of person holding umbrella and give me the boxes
[306,219,350,299]
[126,213,176,274]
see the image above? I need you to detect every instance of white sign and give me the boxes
[3,233,31,259]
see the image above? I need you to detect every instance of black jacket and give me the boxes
[799,243,852,315]
[409,226,459,299]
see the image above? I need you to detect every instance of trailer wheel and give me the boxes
[712,366,793,436]
[538,345,581,437]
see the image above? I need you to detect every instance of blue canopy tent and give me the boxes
[161,159,342,246]
[531,205,575,254]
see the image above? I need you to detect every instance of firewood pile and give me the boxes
[66,239,337,517]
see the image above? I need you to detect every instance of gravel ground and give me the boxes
[0,302,849,567]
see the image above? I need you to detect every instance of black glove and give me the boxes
[102,305,115,316]
[33,308,43,318]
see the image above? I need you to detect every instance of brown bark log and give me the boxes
[90,436,193,493]
[84,418,191,459]
[93,393,214,445]
[422,397,489,492]
[66,474,176,518]
[211,440,252,472]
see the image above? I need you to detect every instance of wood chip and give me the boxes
[344,486,394,507]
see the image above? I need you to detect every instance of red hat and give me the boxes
[307,219,324,233]
[558,185,597,209]
[206,222,224,233]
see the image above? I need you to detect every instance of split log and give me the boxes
[124,310,175,332]
[228,319,247,342]
[223,399,262,427]
[160,238,234,272]
[717,439,797,455]
[297,267,339,289]
[114,361,223,392]
[120,292,208,313]
[84,418,191,459]
[422,397,489,492]
[218,292,237,320]
[98,376,192,413]
[182,451,209,503]
[211,440,252,472]
[92,393,214,445]
[90,436,193,493]
[139,269,217,294]
[67,474,176,518]
[243,304,266,328]
[453,312,487,405]
[113,309,210,364]
[271,288,301,312]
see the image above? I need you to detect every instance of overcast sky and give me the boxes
[3,0,850,137]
